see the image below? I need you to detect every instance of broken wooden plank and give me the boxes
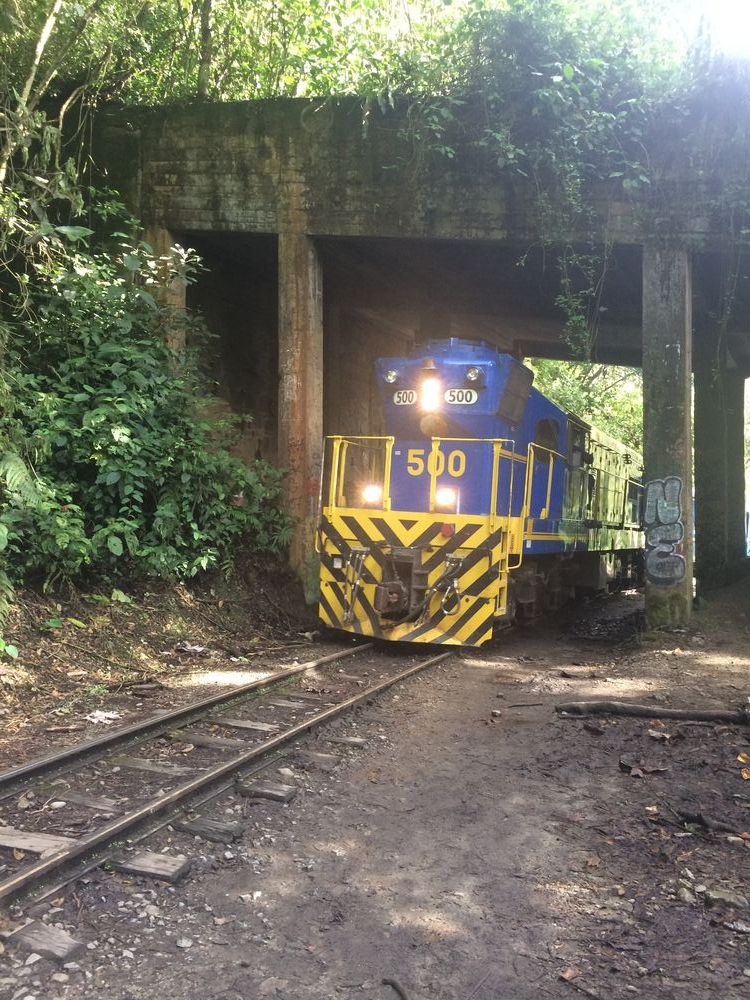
[235,781,297,803]
[288,691,326,702]
[172,817,244,843]
[325,736,368,748]
[267,698,306,709]
[9,920,84,962]
[217,718,280,733]
[0,826,77,858]
[57,791,120,814]
[168,729,249,751]
[114,851,191,882]
[110,755,194,776]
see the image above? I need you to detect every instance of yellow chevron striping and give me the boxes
[319,507,510,646]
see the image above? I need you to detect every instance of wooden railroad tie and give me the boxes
[110,755,195,776]
[56,791,121,814]
[172,816,244,843]
[0,826,77,858]
[217,719,280,733]
[168,729,249,751]
[113,850,191,883]
[9,920,84,963]
[293,750,339,771]
[235,781,297,803]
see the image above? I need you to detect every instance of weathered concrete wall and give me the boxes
[695,322,748,587]
[98,99,744,251]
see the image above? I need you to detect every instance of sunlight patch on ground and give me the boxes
[168,668,276,688]
[389,908,465,939]
[311,838,358,858]
[460,656,515,669]
[538,880,596,906]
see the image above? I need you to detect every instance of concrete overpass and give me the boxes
[96,97,750,624]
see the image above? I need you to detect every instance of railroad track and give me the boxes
[0,642,452,953]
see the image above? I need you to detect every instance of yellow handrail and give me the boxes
[383,437,394,511]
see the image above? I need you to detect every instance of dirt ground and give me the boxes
[3,578,750,999]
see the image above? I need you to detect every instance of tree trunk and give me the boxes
[197,0,212,99]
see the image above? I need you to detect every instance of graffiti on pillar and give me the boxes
[643,476,686,585]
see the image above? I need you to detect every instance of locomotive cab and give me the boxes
[318,339,643,646]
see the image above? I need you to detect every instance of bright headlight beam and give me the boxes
[361,484,383,505]
[421,377,441,412]
[435,486,457,509]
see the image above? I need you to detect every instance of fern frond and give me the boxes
[0,451,43,508]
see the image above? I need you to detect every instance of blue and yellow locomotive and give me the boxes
[318,339,643,646]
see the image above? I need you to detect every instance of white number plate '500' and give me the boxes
[393,388,478,405]
[444,388,478,404]
[393,389,417,405]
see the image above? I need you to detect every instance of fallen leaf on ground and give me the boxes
[586,856,601,869]
[741,768,750,781]
[648,729,671,742]
[85,710,121,724]
[737,753,750,765]
[13,849,25,861]
[559,966,582,982]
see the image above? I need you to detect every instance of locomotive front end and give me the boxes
[317,340,530,646]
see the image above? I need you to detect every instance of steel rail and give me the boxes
[0,644,370,792]
[28,750,291,908]
[0,650,453,903]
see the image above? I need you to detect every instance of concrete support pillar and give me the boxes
[694,326,748,587]
[143,225,187,351]
[278,231,323,600]
[726,372,748,567]
[642,244,693,626]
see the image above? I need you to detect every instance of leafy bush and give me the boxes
[0,237,292,592]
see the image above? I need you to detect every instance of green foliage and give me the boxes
[1,234,292,595]
[0,3,299,642]
[529,358,643,451]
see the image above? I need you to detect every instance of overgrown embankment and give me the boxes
[0,225,293,655]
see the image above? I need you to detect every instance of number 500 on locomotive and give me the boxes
[317,338,643,647]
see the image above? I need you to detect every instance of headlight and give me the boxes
[421,376,441,412]
[361,484,383,505]
[384,369,399,384]
[466,366,482,381]
[435,486,457,509]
